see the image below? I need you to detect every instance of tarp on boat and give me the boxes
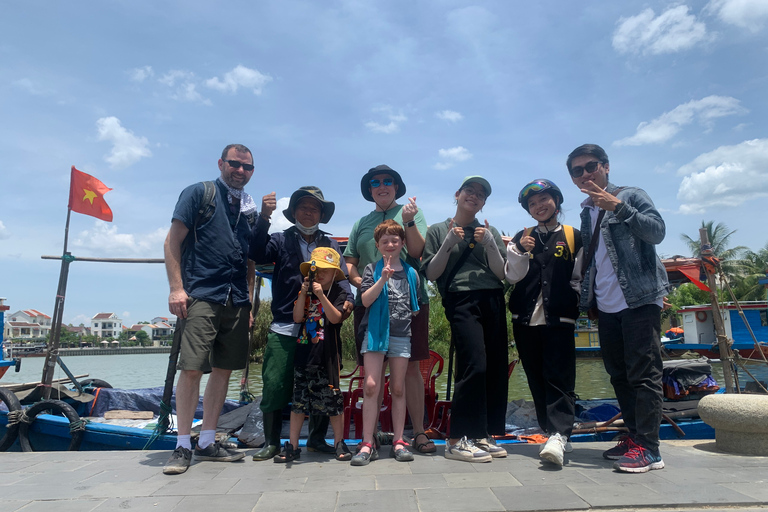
[87,386,242,419]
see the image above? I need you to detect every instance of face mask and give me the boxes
[296,222,319,235]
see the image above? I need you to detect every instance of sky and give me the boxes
[1,0,767,327]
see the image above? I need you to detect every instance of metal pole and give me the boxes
[699,228,737,393]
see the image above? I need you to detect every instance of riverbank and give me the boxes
[2,439,766,511]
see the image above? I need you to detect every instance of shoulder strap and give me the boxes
[563,225,575,255]
[444,239,476,292]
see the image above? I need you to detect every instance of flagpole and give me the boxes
[40,208,73,399]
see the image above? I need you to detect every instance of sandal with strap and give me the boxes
[350,442,378,466]
[273,442,301,463]
[411,432,436,454]
[391,439,414,462]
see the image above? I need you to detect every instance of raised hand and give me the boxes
[445,219,464,245]
[519,228,535,252]
[381,254,395,281]
[311,280,324,297]
[474,219,490,244]
[261,191,277,218]
[401,196,419,223]
[580,181,620,211]
[300,276,310,294]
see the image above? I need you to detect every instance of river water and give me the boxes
[6,352,763,401]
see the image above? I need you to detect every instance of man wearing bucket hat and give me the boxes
[249,186,353,460]
[344,165,435,454]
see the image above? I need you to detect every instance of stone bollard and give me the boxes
[698,394,768,455]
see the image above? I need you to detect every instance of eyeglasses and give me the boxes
[226,160,255,171]
[569,161,600,178]
[370,178,394,188]
[461,187,486,200]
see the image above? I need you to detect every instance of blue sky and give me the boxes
[2,1,767,327]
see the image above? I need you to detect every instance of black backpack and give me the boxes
[190,181,256,244]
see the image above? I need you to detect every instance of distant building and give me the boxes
[4,309,52,341]
[152,316,177,330]
[91,313,122,339]
[65,324,91,337]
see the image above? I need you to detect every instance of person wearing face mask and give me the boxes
[249,186,354,461]
[505,179,583,468]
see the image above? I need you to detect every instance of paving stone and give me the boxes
[507,464,603,486]
[568,482,674,508]
[93,496,184,511]
[337,488,418,512]
[722,483,768,501]
[174,493,262,512]
[492,483,590,511]
[304,473,376,492]
[255,489,337,511]
[647,482,759,506]
[416,487,505,512]
[375,473,447,490]
[2,499,32,512]
[81,465,162,484]
[78,479,171,498]
[153,477,239,496]
[14,498,105,511]
[443,471,521,488]
[228,475,307,494]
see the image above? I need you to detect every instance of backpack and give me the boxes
[190,181,256,244]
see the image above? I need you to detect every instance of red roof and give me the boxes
[92,313,116,320]
[23,309,51,319]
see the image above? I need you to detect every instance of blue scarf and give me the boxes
[367,258,420,352]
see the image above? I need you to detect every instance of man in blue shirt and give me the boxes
[162,143,258,474]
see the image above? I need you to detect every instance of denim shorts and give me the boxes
[360,335,411,359]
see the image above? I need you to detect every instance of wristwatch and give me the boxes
[404,220,415,228]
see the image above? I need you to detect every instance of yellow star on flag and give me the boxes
[82,189,97,204]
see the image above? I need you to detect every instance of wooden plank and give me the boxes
[103,410,154,420]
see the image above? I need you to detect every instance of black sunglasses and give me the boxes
[569,160,600,178]
[226,160,255,171]
[370,178,394,188]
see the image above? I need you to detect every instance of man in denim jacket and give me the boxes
[567,144,669,474]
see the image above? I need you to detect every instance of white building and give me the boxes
[91,313,122,340]
[5,309,52,341]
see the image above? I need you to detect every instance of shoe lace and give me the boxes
[622,439,646,459]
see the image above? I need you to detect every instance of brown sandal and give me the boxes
[412,432,436,453]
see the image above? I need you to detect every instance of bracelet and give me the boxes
[404,220,415,228]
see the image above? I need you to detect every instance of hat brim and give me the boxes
[299,261,346,282]
[360,167,406,202]
[283,190,335,224]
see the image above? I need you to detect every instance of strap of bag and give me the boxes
[564,225,575,255]
[444,228,477,291]
[581,209,605,280]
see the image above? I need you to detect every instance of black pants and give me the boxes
[513,323,576,437]
[444,289,508,439]
[598,304,663,451]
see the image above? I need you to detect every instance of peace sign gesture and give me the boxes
[381,254,395,281]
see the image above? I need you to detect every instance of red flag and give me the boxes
[68,166,113,222]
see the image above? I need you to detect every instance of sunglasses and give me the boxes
[569,160,600,178]
[519,181,549,200]
[370,178,394,188]
[226,160,255,171]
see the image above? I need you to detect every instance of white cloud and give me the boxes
[676,139,768,214]
[205,65,272,95]
[268,197,292,234]
[158,70,194,87]
[129,66,154,82]
[157,70,211,105]
[365,106,407,134]
[614,96,747,146]
[12,78,51,96]
[434,146,472,170]
[96,117,152,169]
[613,6,708,55]
[436,110,464,123]
[707,0,768,32]
[72,222,168,257]
[0,220,9,240]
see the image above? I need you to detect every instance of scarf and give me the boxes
[216,177,257,215]
[366,258,420,352]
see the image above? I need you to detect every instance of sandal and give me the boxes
[350,442,378,466]
[391,439,414,462]
[335,440,352,461]
[273,442,301,463]
[411,432,436,454]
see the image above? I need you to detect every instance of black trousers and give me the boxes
[513,323,576,437]
[444,289,508,439]
[598,304,663,451]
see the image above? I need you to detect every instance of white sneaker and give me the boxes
[474,437,507,458]
[445,436,492,463]
[539,433,566,466]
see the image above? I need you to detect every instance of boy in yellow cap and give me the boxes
[274,247,351,462]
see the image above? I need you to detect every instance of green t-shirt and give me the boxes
[344,205,428,306]
[421,218,506,296]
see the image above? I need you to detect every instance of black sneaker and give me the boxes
[194,441,245,462]
[163,446,192,475]
[602,434,635,460]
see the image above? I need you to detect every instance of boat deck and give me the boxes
[2,439,767,512]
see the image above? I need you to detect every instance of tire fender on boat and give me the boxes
[18,399,85,452]
[0,387,22,451]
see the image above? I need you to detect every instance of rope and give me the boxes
[69,418,88,433]
[18,412,33,425]
[144,400,174,450]
[6,410,23,426]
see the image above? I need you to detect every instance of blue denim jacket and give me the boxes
[579,182,669,311]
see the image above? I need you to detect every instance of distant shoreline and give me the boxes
[57,347,172,356]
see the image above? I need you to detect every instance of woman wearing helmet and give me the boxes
[505,179,583,468]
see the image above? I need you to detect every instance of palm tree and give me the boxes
[729,243,768,302]
[680,221,746,278]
